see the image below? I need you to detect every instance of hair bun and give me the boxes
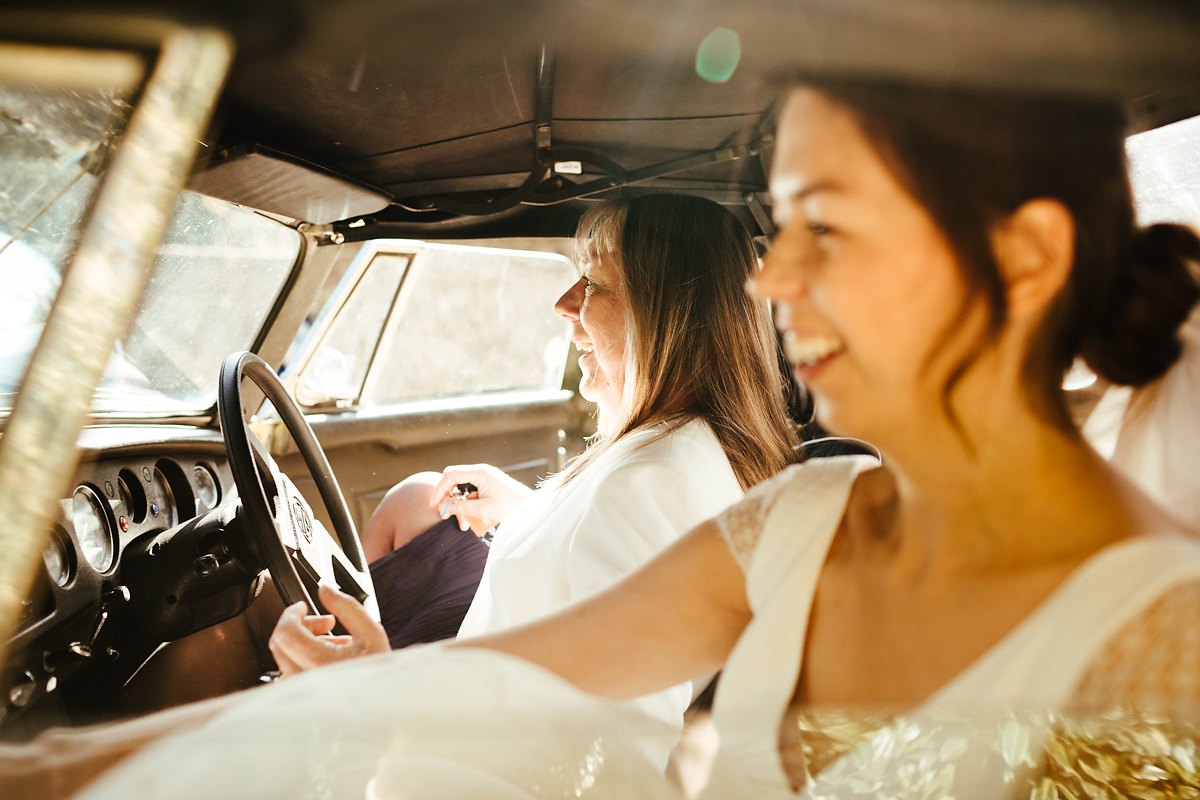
[1082,223,1200,387]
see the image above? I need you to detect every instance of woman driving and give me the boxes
[353,193,796,669]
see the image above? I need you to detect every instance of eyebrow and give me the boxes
[769,178,845,206]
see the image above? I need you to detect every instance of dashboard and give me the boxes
[1,426,264,735]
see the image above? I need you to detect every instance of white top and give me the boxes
[703,456,1200,799]
[1084,305,1200,527]
[459,417,744,760]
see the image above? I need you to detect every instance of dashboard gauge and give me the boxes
[117,468,147,523]
[72,486,114,571]
[193,463,221,513]
[145,467,178,528]
[42,526,74,586]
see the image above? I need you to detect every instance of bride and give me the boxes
[10,77,1200,799]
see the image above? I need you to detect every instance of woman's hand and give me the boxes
[429,464,533,535]
[267,585,389,676]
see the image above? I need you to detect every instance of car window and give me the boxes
[92,191,302,413]
[0,82,301,415]
[295,241,575,408]
[1127,112,1200,226]
[0,83,128,396]
[295,253,412,405]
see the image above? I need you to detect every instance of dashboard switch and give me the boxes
[8,672,38,708]
[194,554,221,576]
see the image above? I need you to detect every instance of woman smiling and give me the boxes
[316,193,799,765]
[11,78,1200,800]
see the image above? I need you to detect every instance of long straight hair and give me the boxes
[550,194,798,490]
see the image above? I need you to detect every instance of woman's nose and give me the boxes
[554,277,584,319]
[749,237,807,302]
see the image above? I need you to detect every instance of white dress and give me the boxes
[703,456,1200,798]
[79,459,1200,800]
[460,416,744,762]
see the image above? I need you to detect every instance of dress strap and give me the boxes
[705,456,873,797]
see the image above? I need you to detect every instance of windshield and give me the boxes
[1,86,301,415]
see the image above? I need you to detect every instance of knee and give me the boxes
[380,472,441,515]
[363,472,443,560]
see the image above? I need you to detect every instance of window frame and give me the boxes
[284,238,578,414]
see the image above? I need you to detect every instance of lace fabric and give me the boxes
[712,466,799,572]
[1072,577,1200,716]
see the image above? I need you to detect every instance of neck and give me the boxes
[867,394,1135,579]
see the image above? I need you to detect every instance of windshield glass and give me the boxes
[91,192,300,413]
[0,83,125,398]
[0,85,301,415]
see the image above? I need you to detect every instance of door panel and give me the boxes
[275,390,581,534]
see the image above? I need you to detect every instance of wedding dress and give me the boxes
[704,457,1200,798]
[81,459,1200,799]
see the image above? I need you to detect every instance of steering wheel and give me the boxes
[217,351,379,621]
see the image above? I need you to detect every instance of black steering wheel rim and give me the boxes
[217,351,374,616]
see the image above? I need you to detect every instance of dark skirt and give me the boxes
[369,517,491,649]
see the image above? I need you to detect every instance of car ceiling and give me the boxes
[6,0,1200,237]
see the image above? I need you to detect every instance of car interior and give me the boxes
[1,0,1199,746]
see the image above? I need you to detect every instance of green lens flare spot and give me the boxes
[695,27,741,84]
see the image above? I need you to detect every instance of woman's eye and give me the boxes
[807,221,831,237]
[583,277,597,293]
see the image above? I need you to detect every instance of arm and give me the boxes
[0,691,239,800]
[270,518,751,696]
[454,517,752,702]
[1071,577,1200,715]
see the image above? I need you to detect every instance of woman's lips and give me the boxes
[781,331,844,382]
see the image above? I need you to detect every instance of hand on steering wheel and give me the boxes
[268,585,389,676]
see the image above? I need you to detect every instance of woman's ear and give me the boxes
[991,198,1076,319]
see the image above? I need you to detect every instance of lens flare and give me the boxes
[696,27,741,84]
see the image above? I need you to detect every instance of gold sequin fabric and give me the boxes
[1036,712,1200,799]
[781,579,1200,797]
[785,708,1200,799]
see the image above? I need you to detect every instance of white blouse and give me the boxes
[458,417,745,763]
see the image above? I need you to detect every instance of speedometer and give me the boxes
[42,526,74,586]
[72,485,114,571]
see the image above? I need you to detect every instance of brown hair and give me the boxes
[777,79,1200,430]
[553,193,798,489]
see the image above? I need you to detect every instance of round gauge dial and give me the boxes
[72,486,114,571]
[145,467,178,528]
[42,526,73,586]
[193,464,221,513]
